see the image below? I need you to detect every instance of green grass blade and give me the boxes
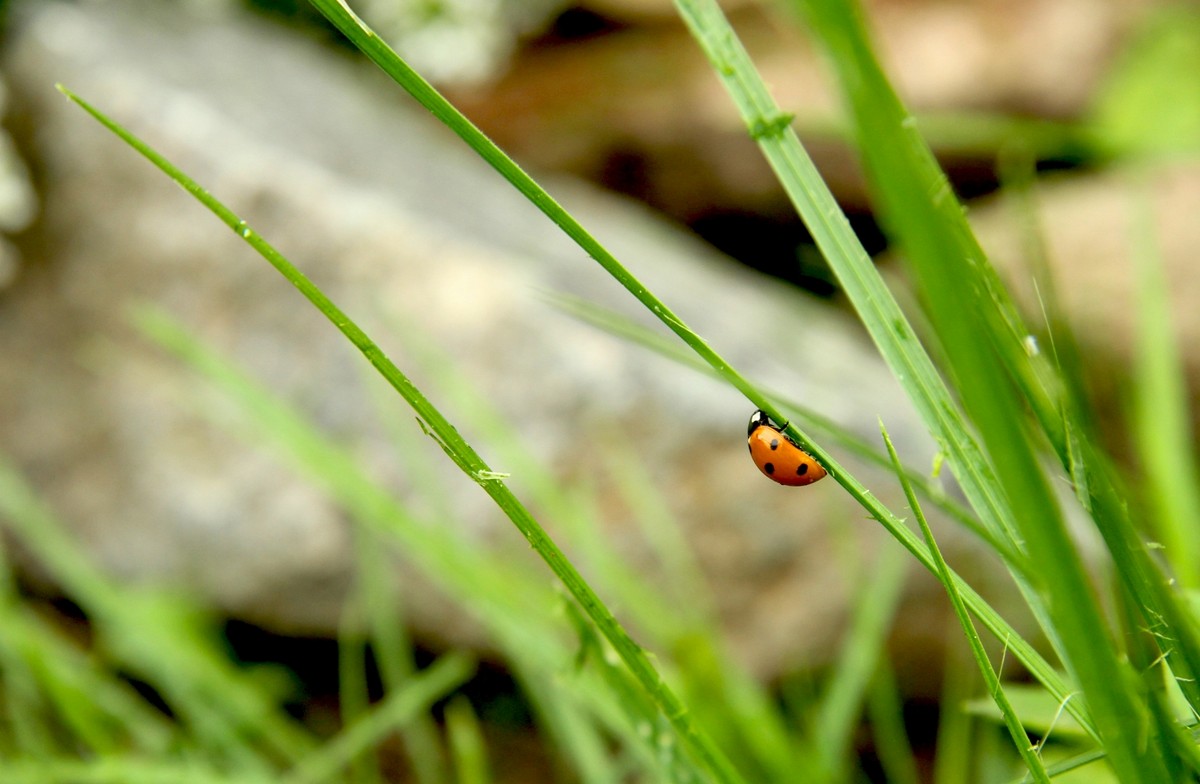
[788,2,1193,775]
[992,157,1200,715]
[932,645,976,784]
[60,17,1104,775]
[57,86,745,784]
[285,653,475,784]
[445,697,490,784]
[813,545,907,778]
[1132,189,1200,589]
[0,760,276,784]
[1006,748,1107,784]
[882,424,1050,783]
[866,663,921,784]
[350,525,448,784]
[133,306,658,779]
[335,603,379,784]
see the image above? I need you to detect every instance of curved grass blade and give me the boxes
[57,84,746,784]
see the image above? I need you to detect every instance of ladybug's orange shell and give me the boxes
[747,425,827,487]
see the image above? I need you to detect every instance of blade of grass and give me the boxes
[365,315,786,776]
[445,697,489,784]
[1001,181,1200,718]
[1132,185,1200,590]
[510,656,629,784]
[351,524,448,784]
[285,653,475,784]
[134,305,650,781]
[786,0,1187,775]
[866,662,921,784]
[668,5,1090,734]
[336,598,380,784]
[933,642,977,784]
[377,313,796,776]
[812,543,907,779]
[301,0,790,434]
[0,760,276,784]
[0,608,172,755]
[378,315,703,646]
[57,86,745,784]
[882,423,1050,784]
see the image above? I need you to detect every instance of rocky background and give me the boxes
[0,0,1195,733]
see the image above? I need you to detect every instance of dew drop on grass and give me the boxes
[1023,335,1040,356]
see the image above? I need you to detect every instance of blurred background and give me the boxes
[0,0,1198,780]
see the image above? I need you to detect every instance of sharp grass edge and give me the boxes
[55,85,745,784]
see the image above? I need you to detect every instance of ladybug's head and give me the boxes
[747,409,785,437]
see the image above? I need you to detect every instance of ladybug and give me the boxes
[747,409,827,486]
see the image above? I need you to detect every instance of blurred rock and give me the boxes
[1,0,1003,682]
[0,74,37,290]
[355,0,568,85]
[452,0,1145,219]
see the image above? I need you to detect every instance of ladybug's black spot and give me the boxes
[764,462,775,475]
[769,438,779,450]
[797,464,808,476]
